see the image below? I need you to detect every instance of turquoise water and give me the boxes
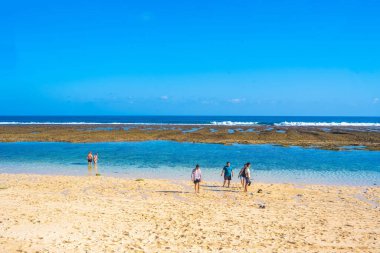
[0,141,379,186]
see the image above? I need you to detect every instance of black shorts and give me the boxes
[193,179,201,184]
[88,159,93,163]
[224,175,232,181]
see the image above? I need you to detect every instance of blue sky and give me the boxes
[1,0,379,116]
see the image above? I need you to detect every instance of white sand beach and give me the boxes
[0,174,379,252]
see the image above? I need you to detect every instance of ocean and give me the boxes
[1,116,379,185]
[1,115,380,126]
[0,141,379,186]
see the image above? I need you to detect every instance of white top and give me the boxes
[245,167,251,178]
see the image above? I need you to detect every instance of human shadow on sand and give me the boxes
[202,185,241,193]
[202,185,219,188]
[156,190,190,194]
[203,185,240,189]
[205,189,240,193]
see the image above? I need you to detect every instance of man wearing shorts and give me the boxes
[87,151,93,164]
[221,162,233,188]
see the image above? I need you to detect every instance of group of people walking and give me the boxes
[86,152,251,193]
[191,162,252,193]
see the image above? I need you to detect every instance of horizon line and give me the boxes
[0,115,379,118]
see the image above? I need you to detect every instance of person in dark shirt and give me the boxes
[221,162,233,188]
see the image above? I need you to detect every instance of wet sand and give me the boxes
[0,174,379,252]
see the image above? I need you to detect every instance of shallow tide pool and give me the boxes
[0,141,379,186]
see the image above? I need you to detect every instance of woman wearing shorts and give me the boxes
[191,164,202,193]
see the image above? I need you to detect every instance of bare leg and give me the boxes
[223,180,226,187]
[227,180,230,188]
[241,177,245,188]
[194,183,197,193]
[197,183,200,193]
[88,163,92,176]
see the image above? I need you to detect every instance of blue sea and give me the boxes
[1,115,380,126]
[0,141,379,186]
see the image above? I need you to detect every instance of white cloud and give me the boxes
[160,95,169,100]
[229,98,246,104]
[373,97,379,104]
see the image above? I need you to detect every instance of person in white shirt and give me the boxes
[191,164,202,193]
[238,163,248,188]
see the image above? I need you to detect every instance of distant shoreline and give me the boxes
[1,124,379,151]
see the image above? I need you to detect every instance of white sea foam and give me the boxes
[275,122,380,127]
[0,122,207,126]
[0,121,261,126]
[210,121,259,126]
[1,121,380,127]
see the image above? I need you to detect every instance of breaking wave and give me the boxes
[274,122,380,127]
